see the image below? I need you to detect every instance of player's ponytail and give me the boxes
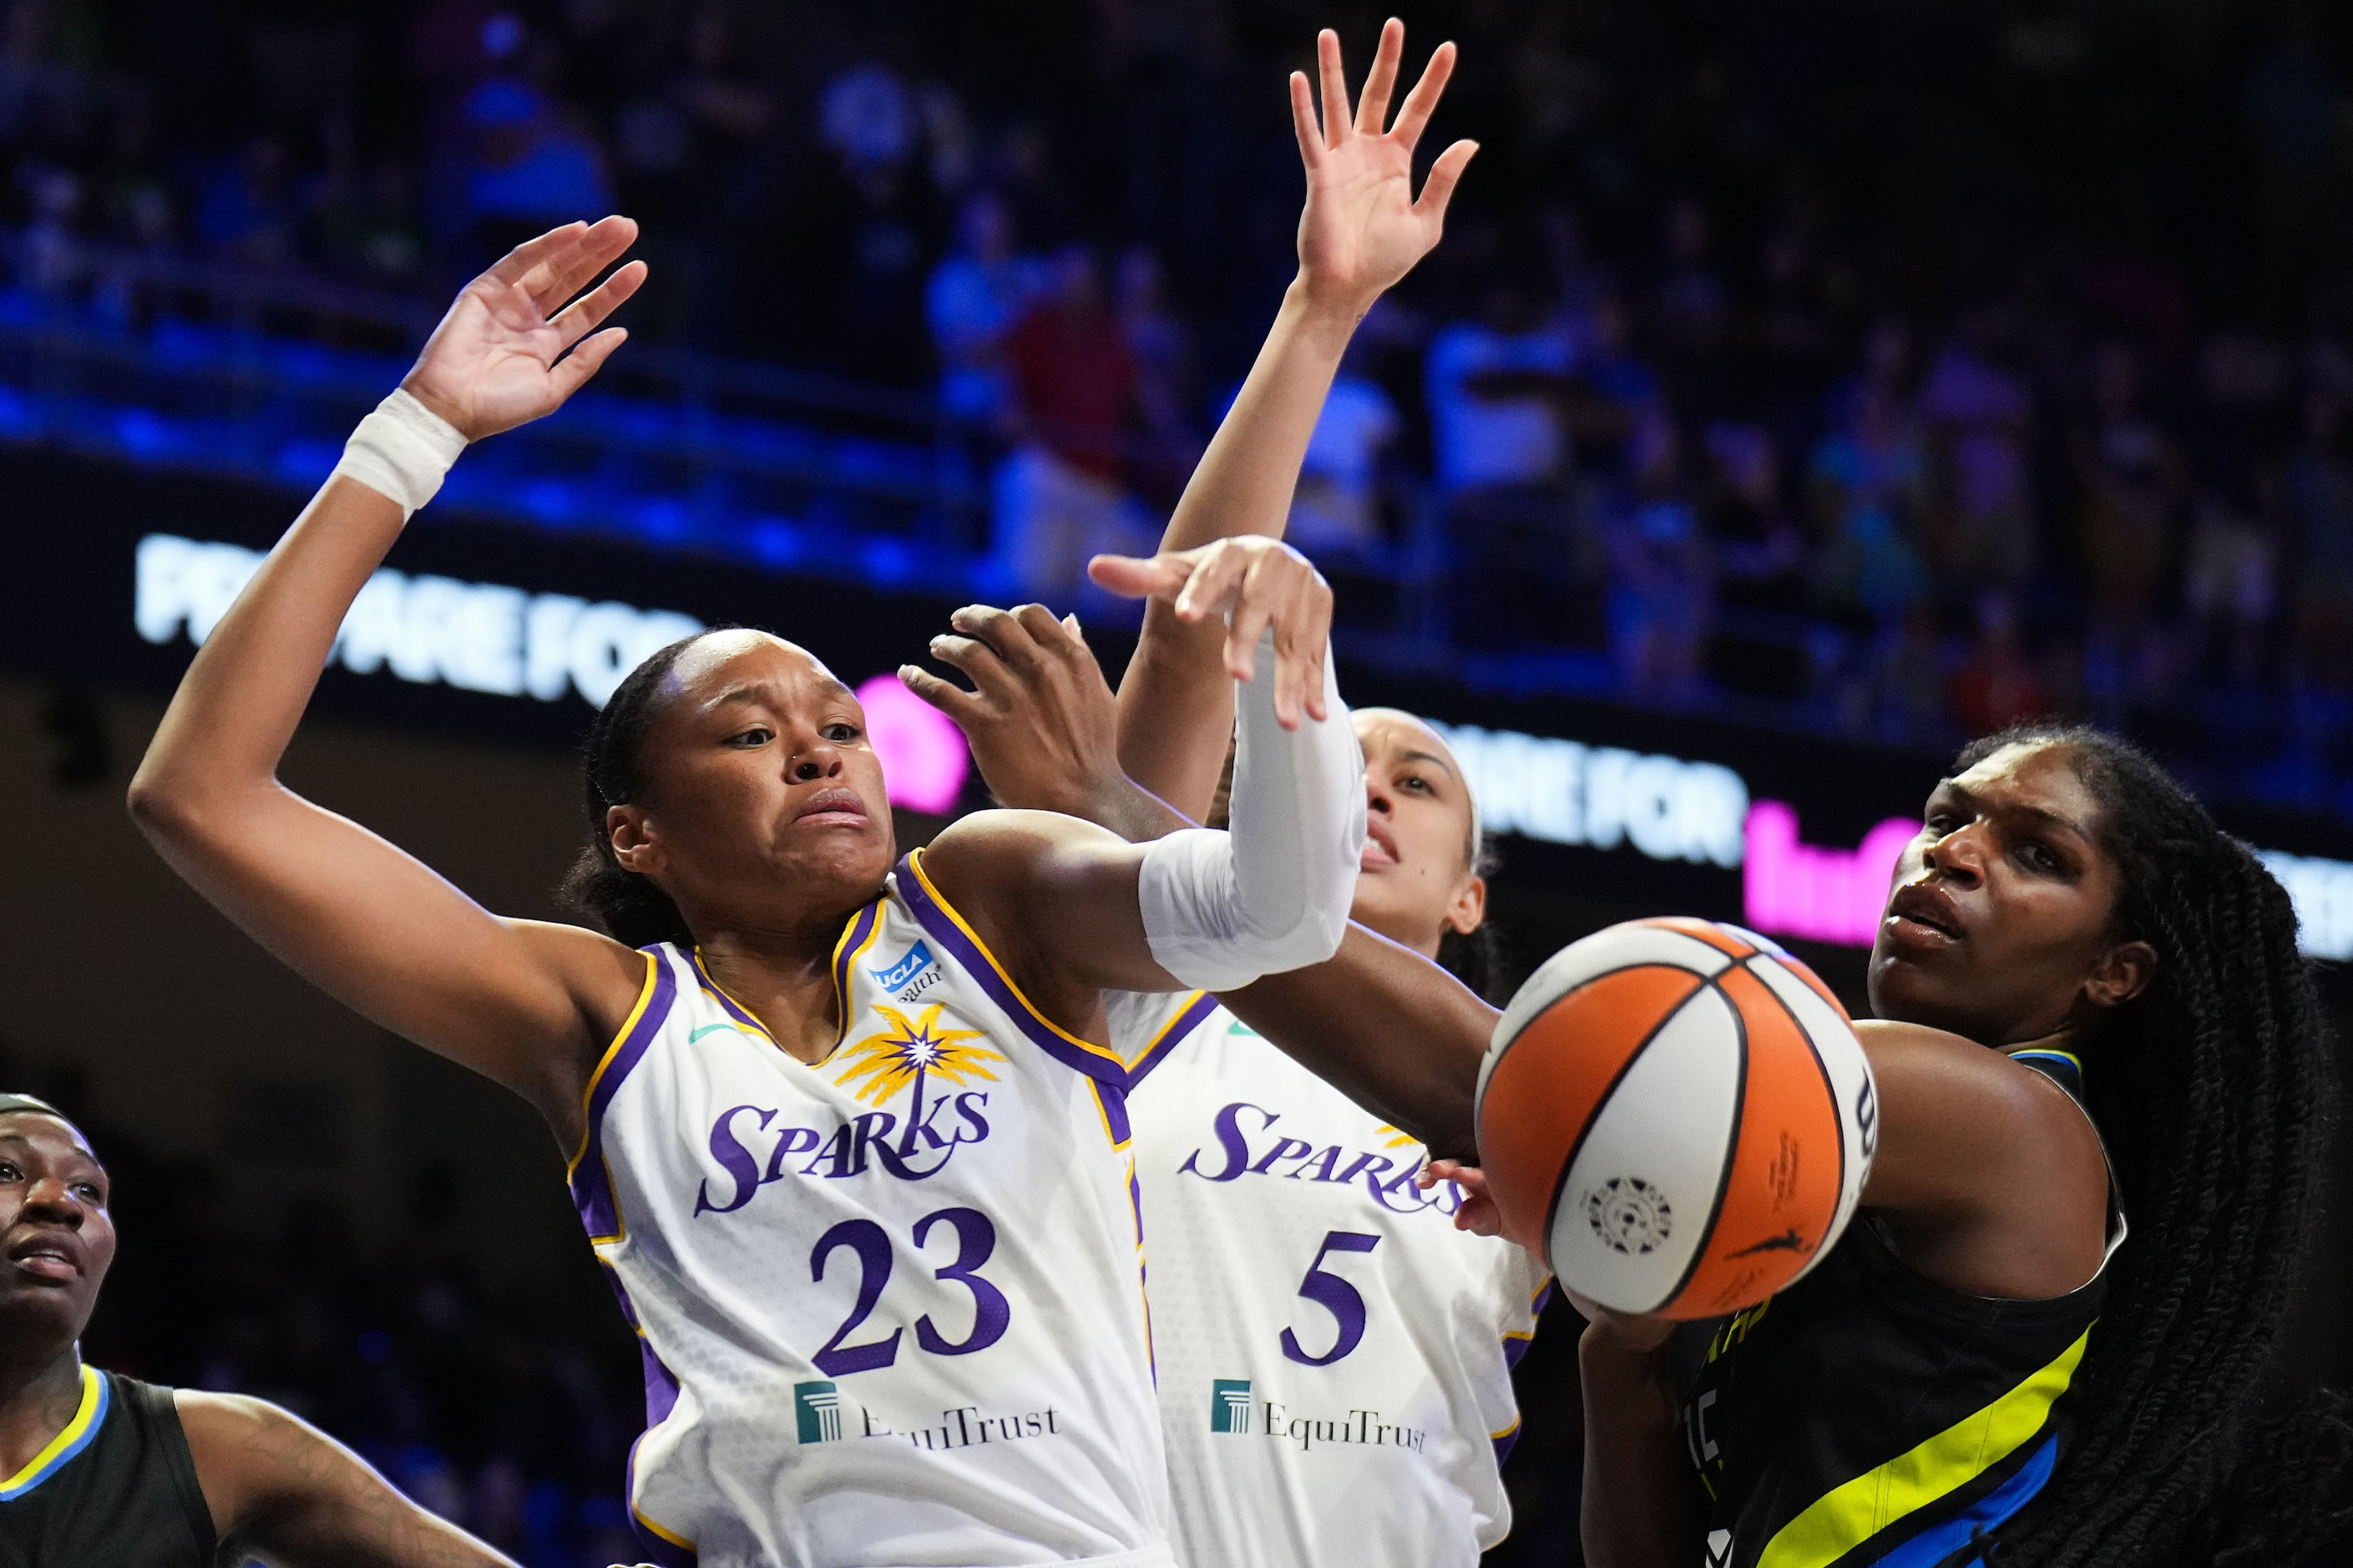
[1957,723,2351,1566]
[557,634,705,951]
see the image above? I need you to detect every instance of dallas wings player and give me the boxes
[906,28,1544,1565]
[128,219,1371,1567]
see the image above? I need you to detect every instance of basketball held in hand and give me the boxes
[1475,918,1876,1318]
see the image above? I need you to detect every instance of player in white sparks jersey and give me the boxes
[127,216,1384,1565]
[902,25,1545,1566]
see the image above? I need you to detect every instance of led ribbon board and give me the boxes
[134,534,968,812]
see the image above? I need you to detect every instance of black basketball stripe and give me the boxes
[1480,938,1740,1102]
[1744,953,1850,1253]
[1652,971,1748,1314]
[1530,966,1726,1287]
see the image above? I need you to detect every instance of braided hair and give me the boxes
[555,633,708,949]
[1955,723,2351,1565]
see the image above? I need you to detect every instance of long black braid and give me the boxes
[554,633,707,949]
[1954,723,2352,1566]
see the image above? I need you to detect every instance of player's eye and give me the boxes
[1399,773,1432,794]
[1924,810,1959,834]
[727,726,774,747]
[822,723,860,744]
[2016,841,2061,874]
[73,1183,102,1203]
[0,1162,18,1183]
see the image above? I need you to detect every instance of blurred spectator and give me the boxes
[197,135,300,268]
[1427,271,1584,649]
[1700,419,1804,607]
[2187,333,2292,685]
[927,190,1044,424]
[458,17,611,259]
[1605,424,1713,706]
[996,243,1147,604]
[814,61,930,381]
[1950,590,2050,737]
[1426,271,1574,497]
[2289,386,2353,690]
[1116,244,1198,503]
[1288,337,1400,557]
[1810,325,1930,625]
[1916,307,2036,589]
[2071,341,2182,717]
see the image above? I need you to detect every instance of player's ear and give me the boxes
[2082,938,2156,1011]
[609,804,666,876]
[1445,875,1486,937]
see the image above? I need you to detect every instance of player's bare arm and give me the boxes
[127,220,650,1147]
[1111,20,1475,819]
[176,1391,519,1568]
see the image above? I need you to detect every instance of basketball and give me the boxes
[1474,918,1877,1319]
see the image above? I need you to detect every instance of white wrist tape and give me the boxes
[1138,635,1366,991]
[333,387,468,519]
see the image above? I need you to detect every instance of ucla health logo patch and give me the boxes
[1210,1379,1252,1435]
[796,1381,843,1443]
[870,942,937,999]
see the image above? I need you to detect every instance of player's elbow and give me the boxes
[1242,900,1352,978]
[125,762,199,842]
[125,758,238,853]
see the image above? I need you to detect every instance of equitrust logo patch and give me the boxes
[1210,1379,1252,1434]
[796,1381,843,1443]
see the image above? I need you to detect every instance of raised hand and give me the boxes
[1292,19,1477,319]
[401,216,647,442]
[903,604,1131,821]
[1089,538,1334,729]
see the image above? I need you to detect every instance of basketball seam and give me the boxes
[1482,950,1737,1100]
[1534,974,1716,1289]
[1656,971,1748,1314]
[1749,954,1852,1284]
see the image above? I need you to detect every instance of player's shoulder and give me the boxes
[171,1388,343,1507]
[918,808,1114,892]
[1854,1020,2103,1161]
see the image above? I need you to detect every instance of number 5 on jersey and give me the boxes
[1281,1230,1382,1367]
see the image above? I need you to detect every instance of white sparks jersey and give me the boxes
[571,850,1174,1568]
[1109,999,1551,1568]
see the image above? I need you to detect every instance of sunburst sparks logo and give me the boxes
[836,1004,1004,1107]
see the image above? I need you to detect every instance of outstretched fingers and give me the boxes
[1389,38,1459,149]
[554,258,649,351]
[1288,70,1323,169]
[1315,28,1352,148]
[898,662,989,727]
[549,326,629,399]
[528,215,640,313]
[485,222,591,287]
[1088,552,1189,601]
[1413,139,1480,225]
[1354,18,1407,139]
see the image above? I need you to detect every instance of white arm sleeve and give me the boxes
[1136,636,1367,991]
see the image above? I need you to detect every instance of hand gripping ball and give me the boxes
[1475,918,1877,1318]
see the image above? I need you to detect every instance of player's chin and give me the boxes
[1865,947,1981,1033]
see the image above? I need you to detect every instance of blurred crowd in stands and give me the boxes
[8,0,2353,813]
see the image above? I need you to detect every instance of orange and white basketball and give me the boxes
[1474,918,1876,1318]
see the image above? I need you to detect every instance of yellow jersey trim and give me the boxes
[566,950,661,1186]
[1757,1323,2093,1568]
[903,850,1131,1070]
[0,1365,104,1500]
